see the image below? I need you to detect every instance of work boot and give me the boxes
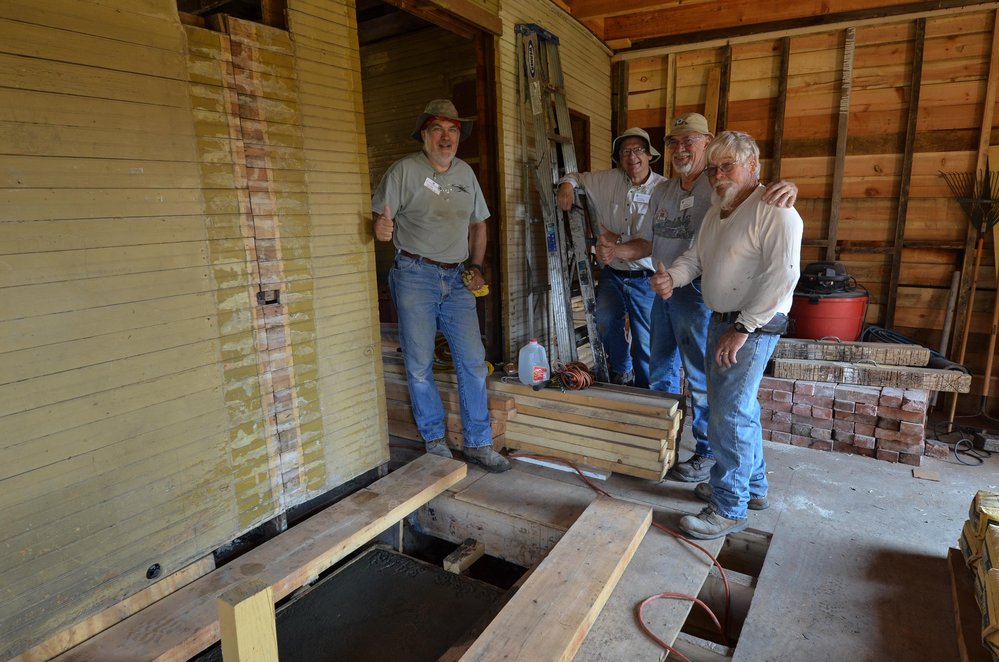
[667,453,714,483]
[679,506,748,540]
[424,438,453,459]
[462,446,511,473]
[694,482,770,511]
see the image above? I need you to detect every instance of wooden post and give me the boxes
[717,44,732,132]
[771,37,791,181]
[885,19,926,327]
[704,66,721,134]
[611,60,629,138]
[826,27,856,262]
[217,579,279,662]
[953,10,999,360]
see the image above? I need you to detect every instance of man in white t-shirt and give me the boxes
[557,128,664,387]
[651,130,802,539]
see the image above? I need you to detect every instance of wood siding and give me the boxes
[0,0,385,656]
[496,0,613,359]
[626,10,999,408]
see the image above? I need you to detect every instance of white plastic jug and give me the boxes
[518,339,550,387]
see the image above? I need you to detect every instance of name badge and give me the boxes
[424,177,442,195]
[680,195,694,210]
[633,192,651,204]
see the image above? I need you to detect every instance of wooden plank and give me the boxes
[216,580,278,662]
[57,455,466,662]
[507,421,670,467]
[771,37,791,180]
[443,539,486,575]
[508,411,676,457]
[489,378,679,417]
[12,556,214,662]
[773,338,931,366]
[502,394,672,432]
[827,27,855,261]
[459,496,651,662]
[704,65,721,133]
[772,358,972,392]
[515,403,677,436]
[948,547,992,662]
[505,436,671,481]
[885,19,925,327]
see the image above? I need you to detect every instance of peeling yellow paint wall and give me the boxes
[0,0,385,656]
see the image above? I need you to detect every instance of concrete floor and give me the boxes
[591,427,997,661]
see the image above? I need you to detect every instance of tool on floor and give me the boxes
[516,23,609,382]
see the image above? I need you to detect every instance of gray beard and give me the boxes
[715,185,740,210]
[673,160,693,176]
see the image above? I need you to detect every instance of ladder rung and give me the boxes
[547,133,571,144]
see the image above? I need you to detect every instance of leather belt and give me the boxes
[713,311,740,323]
[399,250,460,269]
[606,266,653,279]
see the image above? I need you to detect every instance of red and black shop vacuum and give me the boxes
[788,262,868,342]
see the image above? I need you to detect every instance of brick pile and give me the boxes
[758,377,936,465]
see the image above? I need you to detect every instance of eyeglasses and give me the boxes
[619,146,649,157]
[704,161,742,177]
[666,136,705,151]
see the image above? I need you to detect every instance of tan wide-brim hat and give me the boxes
[668,112,712,138]
[611,127,661,164]
[411,99,474,142]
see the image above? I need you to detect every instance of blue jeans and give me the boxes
[649,280,712,455]
[388,254,491,448]
[595,268,655,387]
[705,314,781,519]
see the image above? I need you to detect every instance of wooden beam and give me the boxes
[885,19,925,327]
[611,60,629,138]
[459,496,651,661]
[772,338,931,366]
[57,455,467,661]
[603,0,998,47]
[384,0,502,38]
[772,358,972,392]
[444,538,486,574]
[13,557,215,661]
[613,1,999,60]
[703,66,721,134]
[826,27,855,262]
[717,44,731,133]
[216,580,279,662]
[771,37,790,181]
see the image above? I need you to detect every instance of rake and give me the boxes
[939,169,999,429]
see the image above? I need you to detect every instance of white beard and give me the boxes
[672,159,693,176]
[714,184,739,210]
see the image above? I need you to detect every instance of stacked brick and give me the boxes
[758,377,932,465]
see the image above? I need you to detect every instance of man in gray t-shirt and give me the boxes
[649,113,796,485]
[371,99,509,473]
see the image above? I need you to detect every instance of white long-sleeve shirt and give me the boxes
[667,185,803,332]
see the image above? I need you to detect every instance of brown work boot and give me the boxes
[667,453,714,483]
[694,482,770,511]
[424,438,453,459]
[462,446,511,473]
[679,505,748,540]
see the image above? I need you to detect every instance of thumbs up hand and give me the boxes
[595,230,617,265]
[650,262,674,299]
[374,204,394,241]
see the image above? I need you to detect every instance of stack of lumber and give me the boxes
[953,490,999,661]
[381,353,514,450]
[771,338,971,393]
[491,378,681,481]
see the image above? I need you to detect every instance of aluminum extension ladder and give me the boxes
[516,22,609,382]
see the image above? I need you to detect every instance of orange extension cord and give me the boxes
[506,452,733,660]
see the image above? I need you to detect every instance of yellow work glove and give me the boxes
[461,269,489,297]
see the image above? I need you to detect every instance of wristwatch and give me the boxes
[733,321,751,334]
[468,263,483,273]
